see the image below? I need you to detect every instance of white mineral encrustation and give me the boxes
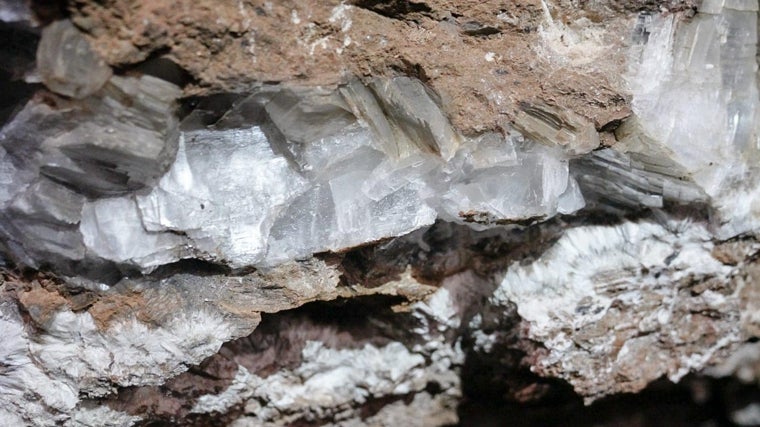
[1,72,587,272]
[1,0,760,425]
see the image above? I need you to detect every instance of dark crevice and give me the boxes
[0,22,39,75]
[0,73,38,128]
[177,92,249,125]
[332,219,564,290]
[389,58,431,83]
[458,375,740,427]
[145,259,232,280]
[30,0,69,25]
[350,0,435,22]
[224,294,416,378]
[0,21,40,127]
[460,22,501,37]
[332,201,707,291]
[125,54,195,88]
[96,294,419,426]
[104,350,242,427]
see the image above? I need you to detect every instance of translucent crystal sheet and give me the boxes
[79,118,580,270]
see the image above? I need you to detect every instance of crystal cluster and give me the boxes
[79,78,584,270]
[0,70,181,270]
[577,1,760,225]
[2,4,760,425]
[4,1,760,274]
[0,34,585,272]
[629,1,759,191]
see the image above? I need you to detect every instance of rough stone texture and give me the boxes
[1,0,760,426]
[0,253,449,424]
[67,0,645,135]
[489,219,750,402]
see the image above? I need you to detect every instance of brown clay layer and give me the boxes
[67,0,695,136]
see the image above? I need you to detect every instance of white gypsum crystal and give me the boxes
[81,196,188,269]
[624,4,759,211]
[134,128,309,267]
[74,81,583,270]
[2,64,584,271]
[340,77,463,160]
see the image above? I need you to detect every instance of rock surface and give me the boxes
[0,0,759,426]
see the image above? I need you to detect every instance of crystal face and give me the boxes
[572,1,760,228]
[134,128,310,267]
[0,72,181,270]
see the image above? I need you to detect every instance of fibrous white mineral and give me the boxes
[29,308,237,396]
[0,304,79,426]
[732,403,760,426]
[197,306,462,425]
[490,219,741,400]
[67,405,142,427]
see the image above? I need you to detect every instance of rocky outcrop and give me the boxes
[1,0,759,426]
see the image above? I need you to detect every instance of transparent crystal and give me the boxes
[620,3,760,235]
[573,148,707,211]
[86,93,584,270]
[0,74,181,270]
[341,77,462,160]
[9,179,85,225]
[441,146,573,224]
[513,102,600,156]
[266,184,335,264]
[0,146,28,207]
[81,197,187,268]
[36,20,112,99]
[626,5,759,195]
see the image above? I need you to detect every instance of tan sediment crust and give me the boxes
[67,0,694,136]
